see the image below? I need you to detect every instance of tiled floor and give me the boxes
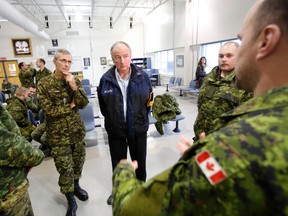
[28,86,199,216]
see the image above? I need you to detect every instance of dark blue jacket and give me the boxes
[97,64,153,137]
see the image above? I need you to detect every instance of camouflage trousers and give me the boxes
[51,141,86,194]
[0,190,34,216]
[31,123,47,145]
[19,126,34,142]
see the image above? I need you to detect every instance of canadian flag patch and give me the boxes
[195,150,227,185]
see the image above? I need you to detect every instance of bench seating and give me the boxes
[149,112,185,133]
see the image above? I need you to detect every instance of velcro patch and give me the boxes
[195,150,227,185]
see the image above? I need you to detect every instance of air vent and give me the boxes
[66,31,79,36]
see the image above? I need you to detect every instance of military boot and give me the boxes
[74,179,89,201]
[65,192,77,216]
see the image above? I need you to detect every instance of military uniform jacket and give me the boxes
[112,86,288,216]
[1,82,14,93]
[37,74,89,145]
[0,103,44,210]
[97,64,153,137]
[35,67,52,84]
[19,69,35,88]
[194,67,252,138]
[6,97,33,129]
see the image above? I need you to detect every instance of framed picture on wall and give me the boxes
[11,38,33,57]
[176,55,184,67]
[100,57,107,65]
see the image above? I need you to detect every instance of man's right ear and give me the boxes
[256,24,281,60]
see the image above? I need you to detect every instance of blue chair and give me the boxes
[79,103,100,132]
[165,76,176,92]
[179,80,199,96]
[0,92,5,103]
[81,79,90,86]
[83,85,96,98]
[13,84,19,90]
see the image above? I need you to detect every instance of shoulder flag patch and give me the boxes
[195,150,227,185]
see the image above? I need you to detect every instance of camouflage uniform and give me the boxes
[194,67,252,139]
[25,95,40,121]
[152,94,181,135]
[0,102,44,215]
[37,74,89,194]
[1,81,15,98]
[112,86,288,216]
[6,97,35,141]
[18,69,35,88]
[35,67,52,84]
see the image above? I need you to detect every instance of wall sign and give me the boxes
[11,38,33,57]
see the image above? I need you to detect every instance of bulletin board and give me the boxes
[0,63,4,78]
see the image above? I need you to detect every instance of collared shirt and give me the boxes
[115,68,131,120]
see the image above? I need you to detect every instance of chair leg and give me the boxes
[166,84,169,92]
[179,89,183,97]
[173,121,181,133]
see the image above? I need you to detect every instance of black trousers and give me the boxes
[108,132,147,181]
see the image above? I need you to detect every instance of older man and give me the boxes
[97,41,153,205]
[111,0,288,215]
[193,42,252,140]
[37,49,89,216]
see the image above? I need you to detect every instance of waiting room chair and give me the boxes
[0,92,5,103]
[83,85,96,98]
[165,76,176,92]
[79,103,101,132]
[81,79,90,86]
[179,80,199,96]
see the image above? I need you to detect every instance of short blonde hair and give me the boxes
[16,86,28,96]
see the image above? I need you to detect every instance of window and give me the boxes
[154,50,174,75]
[200,39,241,73]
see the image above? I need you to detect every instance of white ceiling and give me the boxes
[5,0,180,29]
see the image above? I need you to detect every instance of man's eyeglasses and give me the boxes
[57,59,73,65]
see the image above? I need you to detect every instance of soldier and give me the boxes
[35,58,52,84]
[111,0,288,215]
[6,86,35,141]
[1,78,15,99]
[26,83,40,122]
[193,42,252,140]
[37,49,89,216]
[0,102,44,215]
[97,41,153,205]
[18,62,35,88]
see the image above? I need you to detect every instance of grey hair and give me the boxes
[110,41,132,55]
[222,41,240,49]
[54,49,71,60]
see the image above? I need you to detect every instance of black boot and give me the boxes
[74,179,89,201]
[65,192,77,216]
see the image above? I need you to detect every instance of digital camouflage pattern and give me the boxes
[37,74,89,193]
[152,94,181,135]
[0,102,44,215]
[194,66,252,139]
[112,86,288,216]
[35,67,52,84]
[6,97,35,141]
[1,81,15,97]
[31,122,47,145]
[18,69,35,88]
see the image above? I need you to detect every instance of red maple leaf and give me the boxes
[206,162,214,171]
